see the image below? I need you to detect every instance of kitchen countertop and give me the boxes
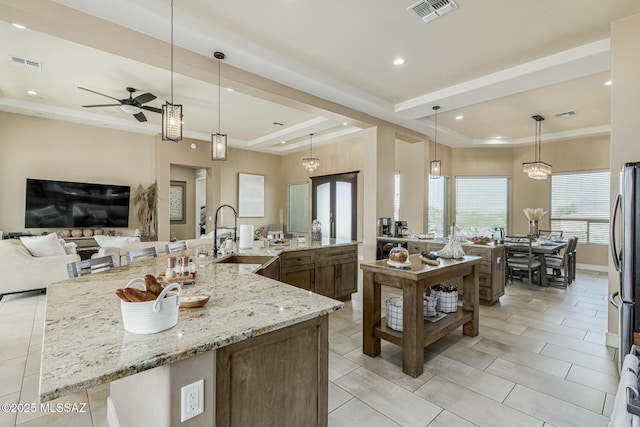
[377,236,503,248]
[39,252,343,402]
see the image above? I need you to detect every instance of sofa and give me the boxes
[93,238,212,267]
[0,239,80,298]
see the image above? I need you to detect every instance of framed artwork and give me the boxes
[169,181,186,224]
[238,173,264,217]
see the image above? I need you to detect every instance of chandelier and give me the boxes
[430,105,441,179]
[302,133,320,173]
[522,114,551,180]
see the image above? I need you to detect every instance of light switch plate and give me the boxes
[181,379,204,422]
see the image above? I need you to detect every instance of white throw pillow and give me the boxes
[93,235,140,248]
[20,233,66,257]
[59,239,77,255]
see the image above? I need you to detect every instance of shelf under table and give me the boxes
[375,309,473,348]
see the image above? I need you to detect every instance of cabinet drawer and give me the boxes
[315,246,356,263]
[479,286,491,301]
[280,250,315,267]
[408,242,426,254]
[478,274,491,288]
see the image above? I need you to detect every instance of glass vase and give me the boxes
[529,220,539,236]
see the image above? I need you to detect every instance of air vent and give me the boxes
[408,0,458,23]
[8,55,42,71]
[554,110,577,118]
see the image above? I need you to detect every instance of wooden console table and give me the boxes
[361,254,480,377]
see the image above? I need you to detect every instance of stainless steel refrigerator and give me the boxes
[610,162,640,358]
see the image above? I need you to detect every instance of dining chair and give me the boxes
[126,246,159,264]
[67,255,116,278]
[165,240,188,254]
[505,235,542,287]
[545,237,578,287]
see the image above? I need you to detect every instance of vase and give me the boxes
[529,220,539,236]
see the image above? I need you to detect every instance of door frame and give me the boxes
[311,171,358,241]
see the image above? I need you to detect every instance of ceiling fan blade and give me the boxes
[77,87,121,102]
[141,105,162,114]
[134,112,147,122]
[82,104,120,108]
[134,92,156,104]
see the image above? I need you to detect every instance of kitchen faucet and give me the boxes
[213,204,238,257]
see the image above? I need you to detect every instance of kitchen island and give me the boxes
[39,250,342,426]
[361,254,480,377]
[378,237,504,304]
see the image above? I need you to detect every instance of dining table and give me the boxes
[504,240,568,286]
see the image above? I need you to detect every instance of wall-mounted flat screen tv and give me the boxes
[25,178,131,228]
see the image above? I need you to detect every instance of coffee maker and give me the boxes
[379,218,392,237]
[394,220,408,238]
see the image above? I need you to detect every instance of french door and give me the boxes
[311,172,357,241]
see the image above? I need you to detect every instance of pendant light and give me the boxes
[430,105,442,179]
[161,0,183,142]
[211,51,227,160]
[302,133,320,173]
[522,114,552,180]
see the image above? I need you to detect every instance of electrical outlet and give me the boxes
[181,379,204,422]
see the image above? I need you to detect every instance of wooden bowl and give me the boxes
[180,294,210,308]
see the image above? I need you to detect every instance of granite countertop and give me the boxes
[376,236,503,248]
[40,253,343,402]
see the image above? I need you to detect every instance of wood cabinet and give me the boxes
[280,245,357,300]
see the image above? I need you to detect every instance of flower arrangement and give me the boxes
[522,208,547,221]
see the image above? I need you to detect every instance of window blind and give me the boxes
[393,172,400,221]
[455,177,508,236]
[551,170,610,244]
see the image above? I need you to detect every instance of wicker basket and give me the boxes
[431,289,458,313]
[120,278,181,334]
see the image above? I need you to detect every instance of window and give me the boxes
[393,171,400,221]
[551,170,610,244]
[311,172,357,241]
[428,177,447,238]
[455,177,509,236]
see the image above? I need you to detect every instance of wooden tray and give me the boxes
[180,294,210,308]
[158,272,196,282]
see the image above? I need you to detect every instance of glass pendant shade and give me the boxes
[211,132,227,160]
[302,133,319,173]
[429,105,442,179]
[161,102,182,142]
[523,114,551,180]
[430,160,441,179]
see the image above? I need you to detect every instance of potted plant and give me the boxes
[133,182,158,239]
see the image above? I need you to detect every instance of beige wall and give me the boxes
[396,139,426,233]
[609,13,640,342]
[0,112,155,235]
[449,136,609,267]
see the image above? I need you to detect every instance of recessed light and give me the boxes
[190,143,197,149]
[226,87,234,92]
[343,122,348,126]
[393,58,405,66]
[12,23,26,30]
[495,136,502,139]
[280,141,286,144]
[604,80,612,86]
[455,115,463,120]
[27,90,38,96]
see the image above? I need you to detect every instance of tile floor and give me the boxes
[0,270,616,426]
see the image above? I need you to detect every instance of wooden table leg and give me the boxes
[537,254,549,286]
[362,271,381,357]
[462,265,479,337]
[402,278,424,377]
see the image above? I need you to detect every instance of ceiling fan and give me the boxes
[78,86,162,122]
